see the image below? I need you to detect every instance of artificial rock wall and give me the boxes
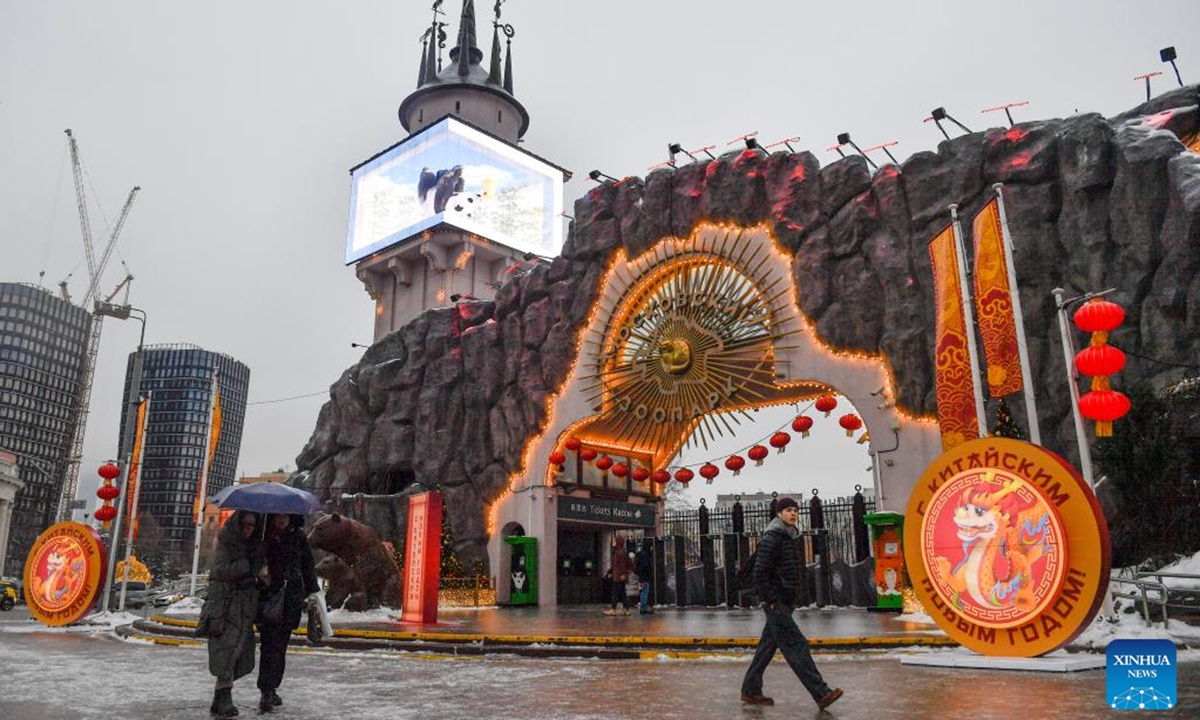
[293,87,1200,572]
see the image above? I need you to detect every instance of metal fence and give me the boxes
[661,492,875,566]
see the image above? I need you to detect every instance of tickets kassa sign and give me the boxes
[904,438,1110,657]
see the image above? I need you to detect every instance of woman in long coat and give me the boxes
[199,510,263,718]
[256,514,318,713]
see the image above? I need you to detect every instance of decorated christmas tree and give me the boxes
[992,397,1024,440]
[440,511,464,579]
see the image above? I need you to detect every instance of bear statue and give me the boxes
[307,513,402,611]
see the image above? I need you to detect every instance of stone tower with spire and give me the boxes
[349,0,563,339]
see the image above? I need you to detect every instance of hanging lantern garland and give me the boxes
[792,415,813,438]
[1073,298,1131,437]
[769,431,791,453]
[838,413,863,437]
[748,444,769,466]
[94,461,121,526]
[549,395,866,488]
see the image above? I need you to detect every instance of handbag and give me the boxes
[259,580,287,624]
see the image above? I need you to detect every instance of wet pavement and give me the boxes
[1,626,1198,719]
[334,604,948,642]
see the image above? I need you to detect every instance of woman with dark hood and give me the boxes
[197,510,264,718]
[256,513,318,713]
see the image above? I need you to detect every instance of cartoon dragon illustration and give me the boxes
[932,477,1054,614]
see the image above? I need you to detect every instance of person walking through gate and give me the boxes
[257,514,319,713]
[603,537,633,615]
[196,510,264,718]
[634,544,654,614]
[740,497,843,710]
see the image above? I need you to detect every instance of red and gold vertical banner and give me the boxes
[929,224,979,449]
[194,389,222,524]
[401,490,443,625]
[125,398,149,538]
[972,199,1024,397]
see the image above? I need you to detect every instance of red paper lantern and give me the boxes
[98,462,121,480]
[674,468,695,485]
[651,469,671,485]
[791,415,813,438]
[769,431,791,453]
[612,462,629,478]
[748,444,769,466]
[94,505,117,522]
[549,451,567,467]
[838,413,863,437]
[815,395,838,417]
[1073,298,1125,334]
[596,455,614,472]
[1075,345,1126,378]
[699,463,720,484]
[96,484,120,501]
[632,466,650,483]
[564,436,582,452]
[724,455,745,476]
[1078,390,1131,437]
[580,447,598,462]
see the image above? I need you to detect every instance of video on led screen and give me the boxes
[346,117,564,264]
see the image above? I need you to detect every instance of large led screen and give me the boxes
[346,117,564,264]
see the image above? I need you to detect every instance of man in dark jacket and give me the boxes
[740,497,843,710]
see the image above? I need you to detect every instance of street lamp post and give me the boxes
[97,305,147,614]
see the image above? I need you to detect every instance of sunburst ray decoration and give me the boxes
[580,229,803,461]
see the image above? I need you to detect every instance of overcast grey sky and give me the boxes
[1,1,1195,507]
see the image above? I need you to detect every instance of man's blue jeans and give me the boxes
[741,603,830,702]
[638,581,650,612]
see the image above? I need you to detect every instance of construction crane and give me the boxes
[55,128,141,522]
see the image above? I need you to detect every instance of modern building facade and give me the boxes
[0,451,24,575]
[118,344,249,573]
[0,282,92,576]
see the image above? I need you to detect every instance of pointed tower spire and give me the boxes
[423,22,439,84]
[503,37,514,94]
[449,0,483,76]
[487,23,503,85]
[418,37,429,88]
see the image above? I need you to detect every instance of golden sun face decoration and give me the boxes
[583,232,804,460]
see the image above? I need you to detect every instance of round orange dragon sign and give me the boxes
[905,438,1110,657]
[23,521,108,626]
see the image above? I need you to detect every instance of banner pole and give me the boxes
[950,205,988,436]
[993,184,1042,445]
[118,392,151,612]
[189,369,219,597]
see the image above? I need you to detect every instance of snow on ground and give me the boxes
[163,596,205,614]
[896,610,936,625]
[1071,607,1200,651]
[326,606,401,624]
[1154,549,1200,591]
[0,610,141,634]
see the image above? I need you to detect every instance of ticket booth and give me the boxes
[863,512,905,611]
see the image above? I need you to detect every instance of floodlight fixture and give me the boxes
[836,132,877,170]
[1160,46,1183,87]
[744,137,762,151]
[668,142,698,163]
[588,170,618,183]
[982,101,1030,128]
[1134,71,1163,102]
[928,107,973,136]
[727,130,758,147]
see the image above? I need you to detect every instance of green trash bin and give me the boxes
[503,536,537,606]
[862,512,905,611]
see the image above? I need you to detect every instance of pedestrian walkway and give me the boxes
[125,604,955,660]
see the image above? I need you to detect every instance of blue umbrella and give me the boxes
[212,482,322,515]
